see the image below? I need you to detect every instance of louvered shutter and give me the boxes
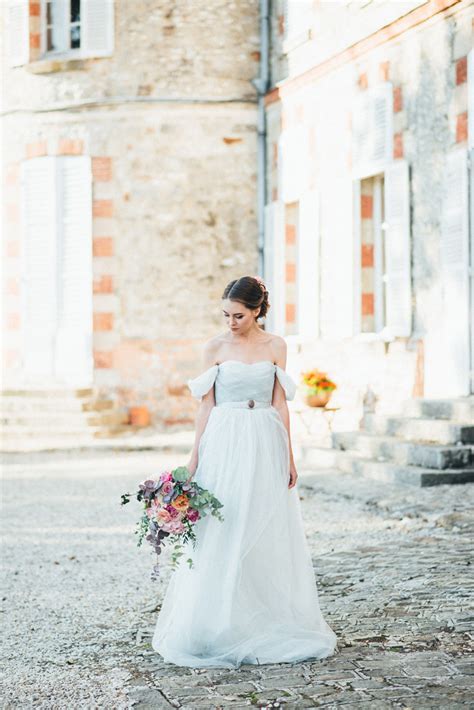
[264,201,285,334]
[440,147,470,397]
[352,178,362,334]
[54,156,93,384]
[279,127,308,203]
[352,83,393,179]
[7,0,29,67]
[82,0,114,57]
[20,157,58,378]
[383,160,412,337]
[297,189,320,338]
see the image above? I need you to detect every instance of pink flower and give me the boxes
[166,505,180,519]
[161,481,174,496]
[160,471,173,482]
[187,508,200,523]
[157,508,172,524]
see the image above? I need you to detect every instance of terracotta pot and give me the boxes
[129,405,151,427]
[305,390,333,408]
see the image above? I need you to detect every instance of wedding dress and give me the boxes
[152,360,338,668]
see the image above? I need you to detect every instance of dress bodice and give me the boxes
[187,360,296,405]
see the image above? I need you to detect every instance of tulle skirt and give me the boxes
[151,403,338,668]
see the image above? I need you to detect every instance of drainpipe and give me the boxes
[252,0,270,277]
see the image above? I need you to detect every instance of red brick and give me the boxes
[93,275,113,293]
[285,224,296,245]
[4,349,20,368]
[93,237,114,257]
[456,112,468,143]
[361,244,374,268]
[6,278,20,295]
[29,1,40,16]
[26,141,47,158]
[456,56,467,85]
[93,200,114,218]
[58,139,84,155]
[393,132,404,159]
[379,61,390,81]
[93,312,114,331]
[272,186,278,201]
[361,293,374,316]
[6,313,21,330]
[361,194,373,219]
[285,262,296,283]
[5,164,20,185]
[93,350,114,368]
[92,157,112,182]
[29,33,40,48]
[393,86,403,113]
[278,14,284,35]
[285,303,296,323]
[358,72,368,90]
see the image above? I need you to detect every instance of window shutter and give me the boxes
[468,49,474,150]
[352,82,393,179]
[383,160,412,337]
[279,127,309,203]
[297,189,320,338]
[440,147,470,396]
[20,157,58,377]
[54,156,93,384]
[82,0,114,57]
[264,201,285,334]
[7,0,29,67]
[352,178,362,335]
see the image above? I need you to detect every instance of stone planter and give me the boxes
[305,390,333,408]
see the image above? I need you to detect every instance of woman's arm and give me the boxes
[186,341,219,479]
[271,338,298,489]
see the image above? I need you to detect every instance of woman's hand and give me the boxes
[185,457,198,483]
[288,462,298,489]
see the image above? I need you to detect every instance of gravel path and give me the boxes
[1,450,473,708]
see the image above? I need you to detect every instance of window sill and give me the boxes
[26,53,110,74]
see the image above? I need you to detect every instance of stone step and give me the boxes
[0,431,193,455]
[298,445,474,487]
[0,397,115,413]
[332,431,474,470]
[1,424,132,441]
[363,414,474,445]
[402,397,474,421]
[1,411,128,427]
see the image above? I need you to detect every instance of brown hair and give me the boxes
[222,276,270,320]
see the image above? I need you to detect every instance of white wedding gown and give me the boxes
[152,360,338,668]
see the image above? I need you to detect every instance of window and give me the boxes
[353,161,411,337]
[41,0,114,59]
[351,82,393,179]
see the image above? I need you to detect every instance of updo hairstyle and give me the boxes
[222,276,270,320]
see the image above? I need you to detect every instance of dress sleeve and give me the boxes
[275,365,297,401]
[187,365,219,400]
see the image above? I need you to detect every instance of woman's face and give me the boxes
[222,299,259,333]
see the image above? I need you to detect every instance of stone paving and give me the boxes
[1,449,473,709]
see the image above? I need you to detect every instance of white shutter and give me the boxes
[470,148,474,394]
[82,0,114,57]
[352,82,393,179]
[7,0,29,67]
[279,127,309,203]
[55,156,93,384]
[352,178,362,334]
[20,157,58,378]
[440,147,470,397]
[383,160,412,337]
[264,201,285,335]
[468,49,474,150]
[297,189,320,338]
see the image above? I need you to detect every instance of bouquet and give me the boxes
[301,368,337,394]
[121,465,224,580]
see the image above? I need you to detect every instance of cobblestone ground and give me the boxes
[1,450,473,709]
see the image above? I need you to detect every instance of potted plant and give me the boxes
[301,369,337,408]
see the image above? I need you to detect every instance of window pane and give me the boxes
[47,27,53,51]
[71,24,80,49]
[71,0,80,24]
[46,1,52,24]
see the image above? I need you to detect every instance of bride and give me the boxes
[152,275,338,668]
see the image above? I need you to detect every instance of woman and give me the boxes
[152,276,338,668]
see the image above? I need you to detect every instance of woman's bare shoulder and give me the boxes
[267,334,287,364]
[201,333,229,365]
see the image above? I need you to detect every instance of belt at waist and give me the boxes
[216,399,272,409]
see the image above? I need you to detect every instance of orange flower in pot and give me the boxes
[301,369,337,408]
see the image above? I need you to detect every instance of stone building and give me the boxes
[264,0,474,433]
[1,0,260,439]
